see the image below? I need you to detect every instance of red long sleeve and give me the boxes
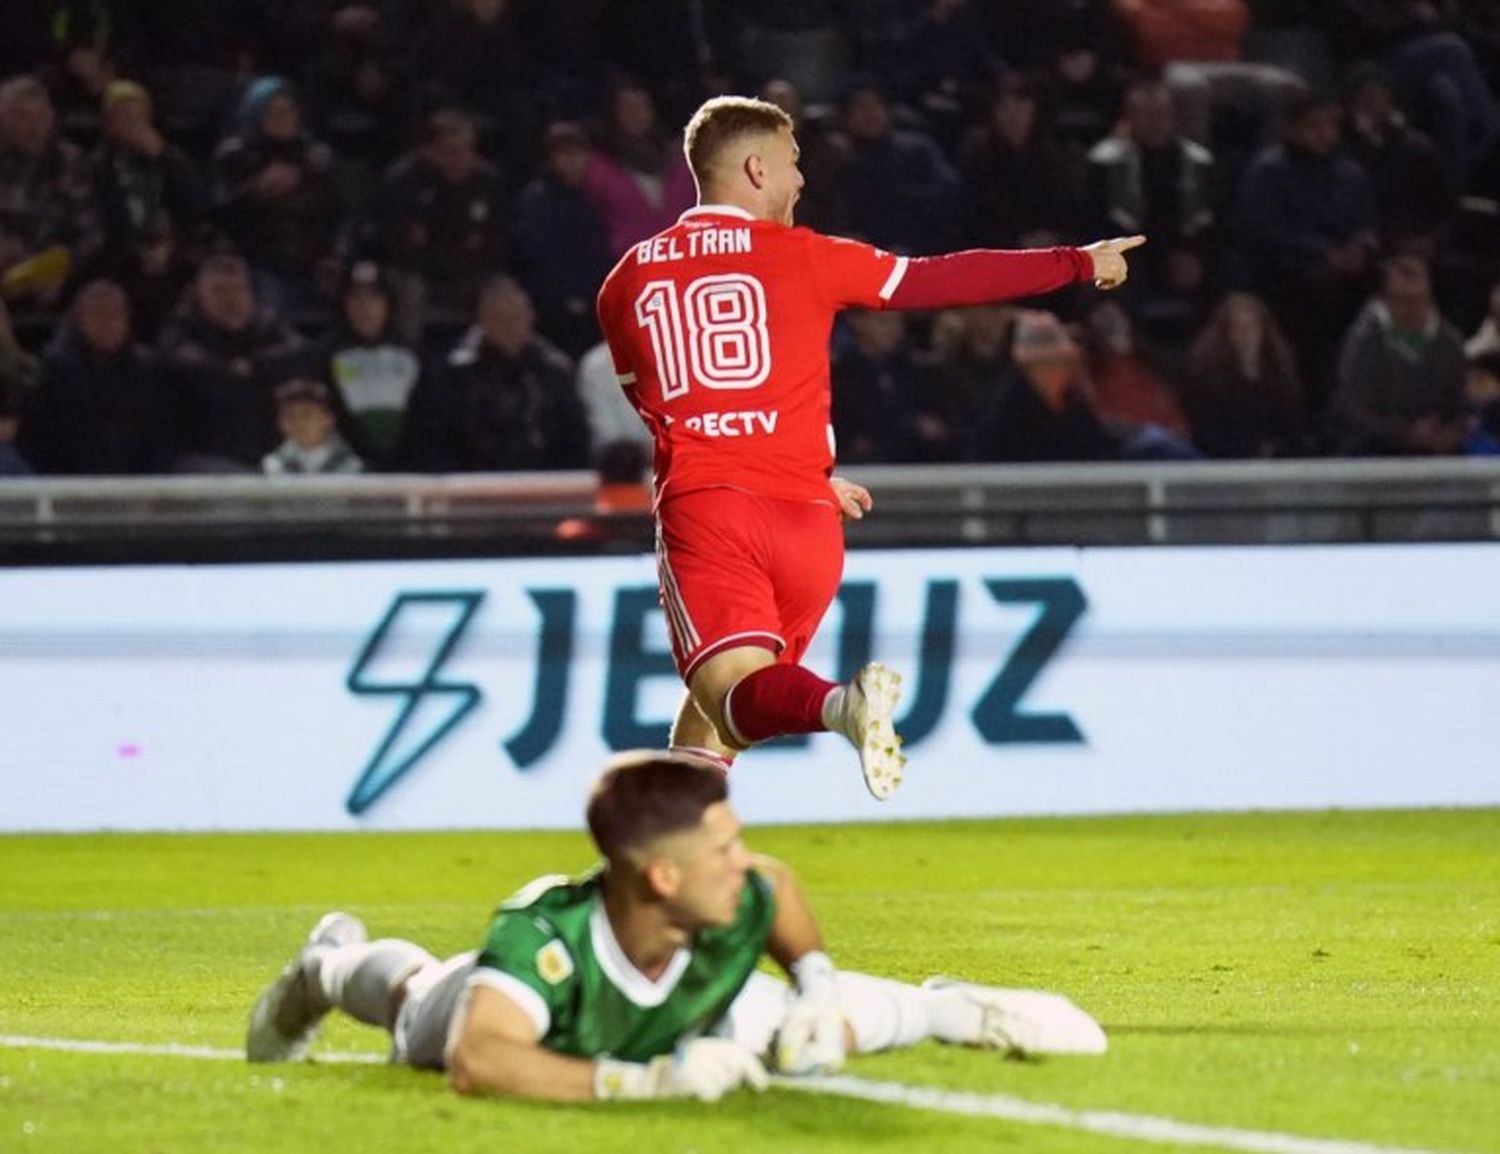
[885,247,1092,310]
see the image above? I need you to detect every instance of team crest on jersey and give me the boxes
[536,940,574,985]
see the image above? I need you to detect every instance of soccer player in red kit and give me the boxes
[596,95,1143,800]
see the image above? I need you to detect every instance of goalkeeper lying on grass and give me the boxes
[246,752,1105,1101]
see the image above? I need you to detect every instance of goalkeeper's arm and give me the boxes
[447,984,596,1101]
[757,855,848,1073]
[757,854,829,977]
[447,985,766,1102]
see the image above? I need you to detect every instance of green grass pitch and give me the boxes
[1,808,1497,1153]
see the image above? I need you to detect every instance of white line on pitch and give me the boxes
[0,1035,384,1064]
[780,1075,1455,1154]
[0,1035,1460,1154]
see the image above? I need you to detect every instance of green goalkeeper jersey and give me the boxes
[472,867,776,1063]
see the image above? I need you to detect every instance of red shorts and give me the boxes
[655,487,844,681]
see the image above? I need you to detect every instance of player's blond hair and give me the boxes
[683,96,793,182]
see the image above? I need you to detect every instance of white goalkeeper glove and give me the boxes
[593,1037,768,1102]
[773,950,847,1075]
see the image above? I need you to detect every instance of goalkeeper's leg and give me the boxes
[836,973,1107,1057]
[314,936,437,1030]
[719,971,974,1061]
[247,913,436,1062]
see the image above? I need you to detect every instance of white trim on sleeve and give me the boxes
[878,256,909,302]
[617,371,637,386]
[466,967,552,1039]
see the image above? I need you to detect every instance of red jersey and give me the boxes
[596,204,906,505]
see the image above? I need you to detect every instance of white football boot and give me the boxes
[823,662,906,800]
[922,978,1108,1056]
[246,911,367,1062]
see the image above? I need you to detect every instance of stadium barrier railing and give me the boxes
[4,458,1500,562]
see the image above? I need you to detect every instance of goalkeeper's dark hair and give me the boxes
[587,752,730,861]
[683,95,792,182]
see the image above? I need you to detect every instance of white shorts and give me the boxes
[390,950,480,1071]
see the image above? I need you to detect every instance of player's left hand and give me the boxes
[830,476,872,521]
[774,994,847,1075]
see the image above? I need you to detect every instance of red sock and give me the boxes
[723,664,838,745]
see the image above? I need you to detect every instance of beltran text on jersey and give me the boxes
[635,228,754,265]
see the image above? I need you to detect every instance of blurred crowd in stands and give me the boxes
[3,0,1500,479]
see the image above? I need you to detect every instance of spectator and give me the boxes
[1238,90,1380,409]
[103,222,194,345]
[1461,349,1500,456]
[1082,299,1193,437]
[722,2,853,107]
[372,107,508,341]
[889,0,996,155]
[413,0,539,172]
[402,277,589,472]
[90,80,205,272]
[0,296,39,400]
[210,77,342,316]
[0,373,34,476]
[1453,133,1500,328]
[574,339,654,459]
[0,76,95,306]
[972,310,1197,462]
[758,78,850,235]
[1086,78,1218,339]
[303,4,409,208]
[1182,290,1311,457]
[1128,2,1303,168]
[312,261,424,470]
[929,303,1015,451]
[582,79,696,258]
[959,75,1080,251]
[832,310,954,463]
[1342,62,1453,256]
[157,252,303,472]
[1465,278,1500,358]
[512,122,613,360]
[1033,13,1129,160]
[20,279,173,475]
[36,1,143,138]
[596,0,721,125]
[261,377,364,475]
[835,78,960,255]
[1327,254,1466,456]
[129,1,273,159]
[1321,0,1498,180]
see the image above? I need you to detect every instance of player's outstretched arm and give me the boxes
[882,236,1147,310]
[449,983,768,1103]
[757,854,828,972]
[448,984,596,1101]
[757,856,848,1075]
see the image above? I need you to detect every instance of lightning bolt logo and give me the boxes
[345,591,486,816]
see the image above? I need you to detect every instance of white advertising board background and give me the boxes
[0,544,1497,831]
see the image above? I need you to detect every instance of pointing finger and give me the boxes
[1109,235,1147,252]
